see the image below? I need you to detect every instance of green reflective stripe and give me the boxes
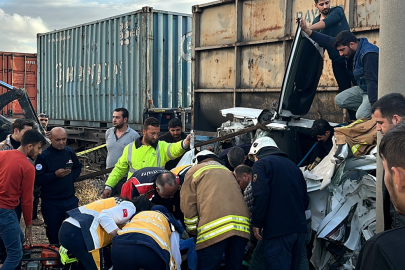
[193,165,228,178]
[342,118,364,129]
[184,216,199,224]
[120,227,170,250]
[196,224,250,244]
[59,245,78,265]
[197,215,249,234]
[351,142,367,154]
[186,225,197,231]
[352,144,360,154]
[167,143,174,160]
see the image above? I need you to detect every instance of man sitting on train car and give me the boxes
[300,19,379,120]
[102,117,191,198]
[120,167,186,224]
[158,118,188,170]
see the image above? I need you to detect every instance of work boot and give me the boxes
[32,218,44,226]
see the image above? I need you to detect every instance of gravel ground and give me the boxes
[19,177,106,246]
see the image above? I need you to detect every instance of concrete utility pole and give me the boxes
[376,0,405,233]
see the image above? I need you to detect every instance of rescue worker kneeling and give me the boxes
[111,205,182,270]
[58,196,151,270]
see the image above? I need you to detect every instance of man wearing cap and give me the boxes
[248,137,309,270]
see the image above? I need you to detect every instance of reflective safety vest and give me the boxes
[67,197,119,252]
[120,167,180,200]
[119,211,177,270]
[105,138,185,188]
[171,164,192,184]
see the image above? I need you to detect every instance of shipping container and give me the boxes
[37,7,192,130]
[0,52,38,117]
[192,0,380,133]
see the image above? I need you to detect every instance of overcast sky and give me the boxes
[0,0,210,53]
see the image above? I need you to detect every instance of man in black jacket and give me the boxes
[35,127,82,244]
[158,118,187,170]
[356,122,405,270]
[309,119,334,165]
[248,137,309,270]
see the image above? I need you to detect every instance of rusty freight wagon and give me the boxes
[0,52,38,117]
[191,0,380,134]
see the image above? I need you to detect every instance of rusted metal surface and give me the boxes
[240,43,285,89]
[0,52,37,116]
[192,0,380,132]
[241,0,286,41]
[355,0,380,28]
[198,48,235,88]
[199,4,236,47]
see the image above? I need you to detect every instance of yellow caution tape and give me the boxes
[77,144,106,156]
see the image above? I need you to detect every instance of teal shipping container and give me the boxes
[37,7,192,130]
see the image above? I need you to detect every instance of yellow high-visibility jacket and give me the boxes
[106,137,186,188]
[118,211,177,269]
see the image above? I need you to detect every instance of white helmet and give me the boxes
[192,150,220,165]
[248,137,278,160]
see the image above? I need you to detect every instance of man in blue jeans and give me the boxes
[248,137,309,270]
[300,19,379,120]
[0,130,46,269]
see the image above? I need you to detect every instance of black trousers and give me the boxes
[196,235,247,270]
[332,58,357,121]
[332,58,352,92]
[59,222,99,270]
[111,234,166,270]
[41,196,78,244]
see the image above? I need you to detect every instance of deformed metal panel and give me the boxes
[198,4,236,47]
[198,48,235,88]
[37,7,192,128]
[240,43,285,89]
[241,0,286,42]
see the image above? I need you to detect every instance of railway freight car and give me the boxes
[37,7,192,146]
[0,52,38,117]
[191,0,379,134]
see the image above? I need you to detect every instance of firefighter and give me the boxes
[111,205,183,270]
[102,117,191,198]
[248,137,309,270]
[58,196,152,270]
[180,150,250,270]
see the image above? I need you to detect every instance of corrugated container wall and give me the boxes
[192,0,379,133]
[37,7,192,129]
[0,52,37,116]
